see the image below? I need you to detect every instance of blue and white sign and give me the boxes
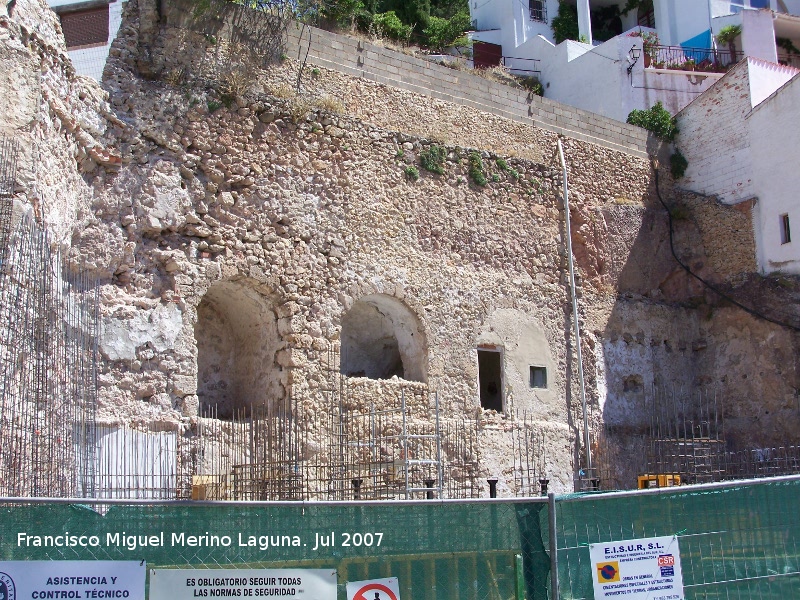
[589,535,684,600]
[0,561,145,600]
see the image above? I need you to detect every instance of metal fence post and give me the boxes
[515,553,525,600]
[548,492,559,600]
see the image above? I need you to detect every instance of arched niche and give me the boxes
[340,294,427,383]
[195,281,282,419]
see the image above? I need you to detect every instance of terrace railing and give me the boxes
[644,44,743,73]
[777,52,800,68]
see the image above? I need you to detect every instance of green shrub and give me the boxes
[424,11,471,53]
[495,158,508,171]
[468,151,486,186]
[551,1,579,44]
[670,149,688,179]
[777,37,800,56]
[670,203,691,220]
[420,144,446,174]
[372,11,412,43]
[517,75,544,96]
[404,165,419,181]
[207,100,222,113]
[626,101,678,141]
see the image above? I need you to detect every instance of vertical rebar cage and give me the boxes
[0,210,99,498]
[0,135,18,199]
[0,135,18,265]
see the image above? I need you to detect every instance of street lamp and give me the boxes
[627,44,642,75]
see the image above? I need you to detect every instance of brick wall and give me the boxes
[676,60,755,205]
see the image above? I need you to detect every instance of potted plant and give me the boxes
[640,31,660,67]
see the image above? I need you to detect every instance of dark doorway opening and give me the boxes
[478,348,503,412]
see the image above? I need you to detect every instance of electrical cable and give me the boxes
[653,163,800,333]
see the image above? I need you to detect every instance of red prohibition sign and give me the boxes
[352,583,398,600]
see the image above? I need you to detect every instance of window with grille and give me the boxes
[530,0,547,23]
[637,0,655,28]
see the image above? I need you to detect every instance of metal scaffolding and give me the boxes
[0,210,99,497]
[594,386,800,490]
[190,346,482,501]
[512,412,551,497]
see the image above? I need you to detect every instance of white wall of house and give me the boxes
[656,0,712,47]
[469,1,799,122]
[677,58,800,274]
[748,54,797,102]
[742,8,779,62]
[748,73,800,273]
[525,32,722,122]
[470,0,556,56]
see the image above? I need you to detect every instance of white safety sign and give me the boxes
[589,535,685,600]
[0,561,145,600]
[149,569,337,600]
[345,578,400,600]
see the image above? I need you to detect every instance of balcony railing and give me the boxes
[501,56,542,76]
[777,53,800,68]
[644,45,743,73]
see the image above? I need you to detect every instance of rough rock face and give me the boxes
[2,0,799,495]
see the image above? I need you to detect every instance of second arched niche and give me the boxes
[340,294,427,383]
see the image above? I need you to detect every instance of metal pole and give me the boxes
[515,553,525,600]
[557,138,592,482]
[402,389,409,500]
[435,391,443,496]
[548,491,560,600]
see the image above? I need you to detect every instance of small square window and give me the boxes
[530,366,547,388]
[781,214,791,245]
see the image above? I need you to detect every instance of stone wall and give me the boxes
[0,0,121,249]
[2,0,798,494]
[149,0,653,159]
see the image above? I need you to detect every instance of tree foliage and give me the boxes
[229,0,469,49]
[715,24,742,46]
[380,0,431,32]
[551,1,579,44]
[372,11,412,42]
[424,11,470,52]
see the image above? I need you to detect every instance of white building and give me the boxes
[676,57,800,274]
[48,0,126,80]
[469,0,800,121]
